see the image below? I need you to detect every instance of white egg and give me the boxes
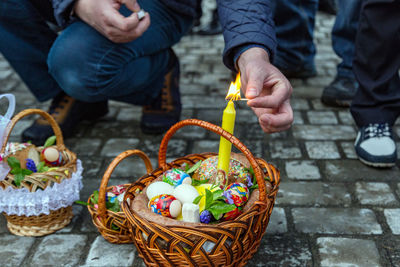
[173,184,199,204]
[146,181,174,200]
[169,200,182,218]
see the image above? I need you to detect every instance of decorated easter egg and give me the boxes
[146,181,174,200]
[173,184,199,204]
[224,182,249,207]
[148,194,182,218]
[42,147,63,166]
[222,206,243,221]
[193,156,252,185]
[162,168,192,187]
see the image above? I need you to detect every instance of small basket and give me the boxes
[87,149,153,244]
[122,119,280,267]
[0,109,81,236]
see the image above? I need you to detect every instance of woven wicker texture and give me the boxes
[5,206,73,236]
[0,109,77,236]
[88,149,153,244]
[122,119,280,267]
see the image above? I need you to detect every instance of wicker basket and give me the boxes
[0,109,79,236]
[122,119,280,267]
[88,149,153,244]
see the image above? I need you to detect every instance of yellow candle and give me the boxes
[217,100,236,187]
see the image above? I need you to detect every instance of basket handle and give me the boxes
[0,109,65,154]
[158,119,267,202]
[98,149,153,218]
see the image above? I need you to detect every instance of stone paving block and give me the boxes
[356,182,398,206]
[68,138,102,156]
[247,236,312,266]
[384,209,400,234]
[270,140,302,159]
[340,142,358,159]
[276,182,351,206]
[307,111,338,124]
[57,205,84,233]
[305,141,340,159]
[324,161,400,181]
[30,234,87,266]
[100,138,140,157]
[379,236,400,266]
[116,107,142,122]
[0,235,35,266]
[266,208,287,234]
[8,120,31,138]
[285,160,321,180]
[0,214,7,233]
[83,236,135,267]
[338,111,354,125]
[174,126,207,139]
[292,125,356,140]
[192,140,219,154]
[293,111,304,125]
[317,237,381,266]
[292,208,382,234]
[139,139,187,158]
[80,157,103,178]
[291,98,310,110]
[108,156,157,179]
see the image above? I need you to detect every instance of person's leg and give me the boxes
[48,0,192,134]
[321,0,363,107]
[48,1,191,105]
[350,0,400,167]
[272,0,318,79]
[0,0,61,101]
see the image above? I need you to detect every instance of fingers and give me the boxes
[252,100,293,133]
[247,78,292,109]
[119,0,141,12]
[103,10,150,43]
[244,68,265,99]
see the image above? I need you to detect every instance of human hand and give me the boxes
[74,0,150,43]
[237,47,293,133]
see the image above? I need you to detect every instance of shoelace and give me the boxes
[364,123,391,140]
[37,94,73,124]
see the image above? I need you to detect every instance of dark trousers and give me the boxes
[0,0,192,104]
[350,0,400,127]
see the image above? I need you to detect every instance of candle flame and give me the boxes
[225,73,242,101]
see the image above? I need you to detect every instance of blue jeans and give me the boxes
[332,0,362,79]
[271,0,318,70]
[272,0,362,76]
[0,0,192,105]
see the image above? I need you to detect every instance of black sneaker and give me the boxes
[140,49,181,134]
[321,76,358,107]
[355,123,397,168]
[22,92,108,145]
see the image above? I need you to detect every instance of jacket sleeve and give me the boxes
[51,0,77,28]
[216,0,276,71]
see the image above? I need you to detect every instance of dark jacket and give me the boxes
[51,0,276,71]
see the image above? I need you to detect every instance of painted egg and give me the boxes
[222,206,243,221]
[224,182,249,207]
[173,184,199,204]
[42,147,63,166]
[146,181,174,200]
[193,156,252,185]
[162,168,192,187]
[148,194,182,218]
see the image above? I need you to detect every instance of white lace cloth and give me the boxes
[0,160,83,216]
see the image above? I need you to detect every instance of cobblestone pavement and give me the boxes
[1,8,400,267]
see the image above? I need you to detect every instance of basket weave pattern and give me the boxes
[88,149,153,244]
[122,119,280,267]
[0,109,78,236]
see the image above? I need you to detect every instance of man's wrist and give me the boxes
[234,44,271,71]
[237,47,270,71]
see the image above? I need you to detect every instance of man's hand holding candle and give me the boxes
[237,47,293,133]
